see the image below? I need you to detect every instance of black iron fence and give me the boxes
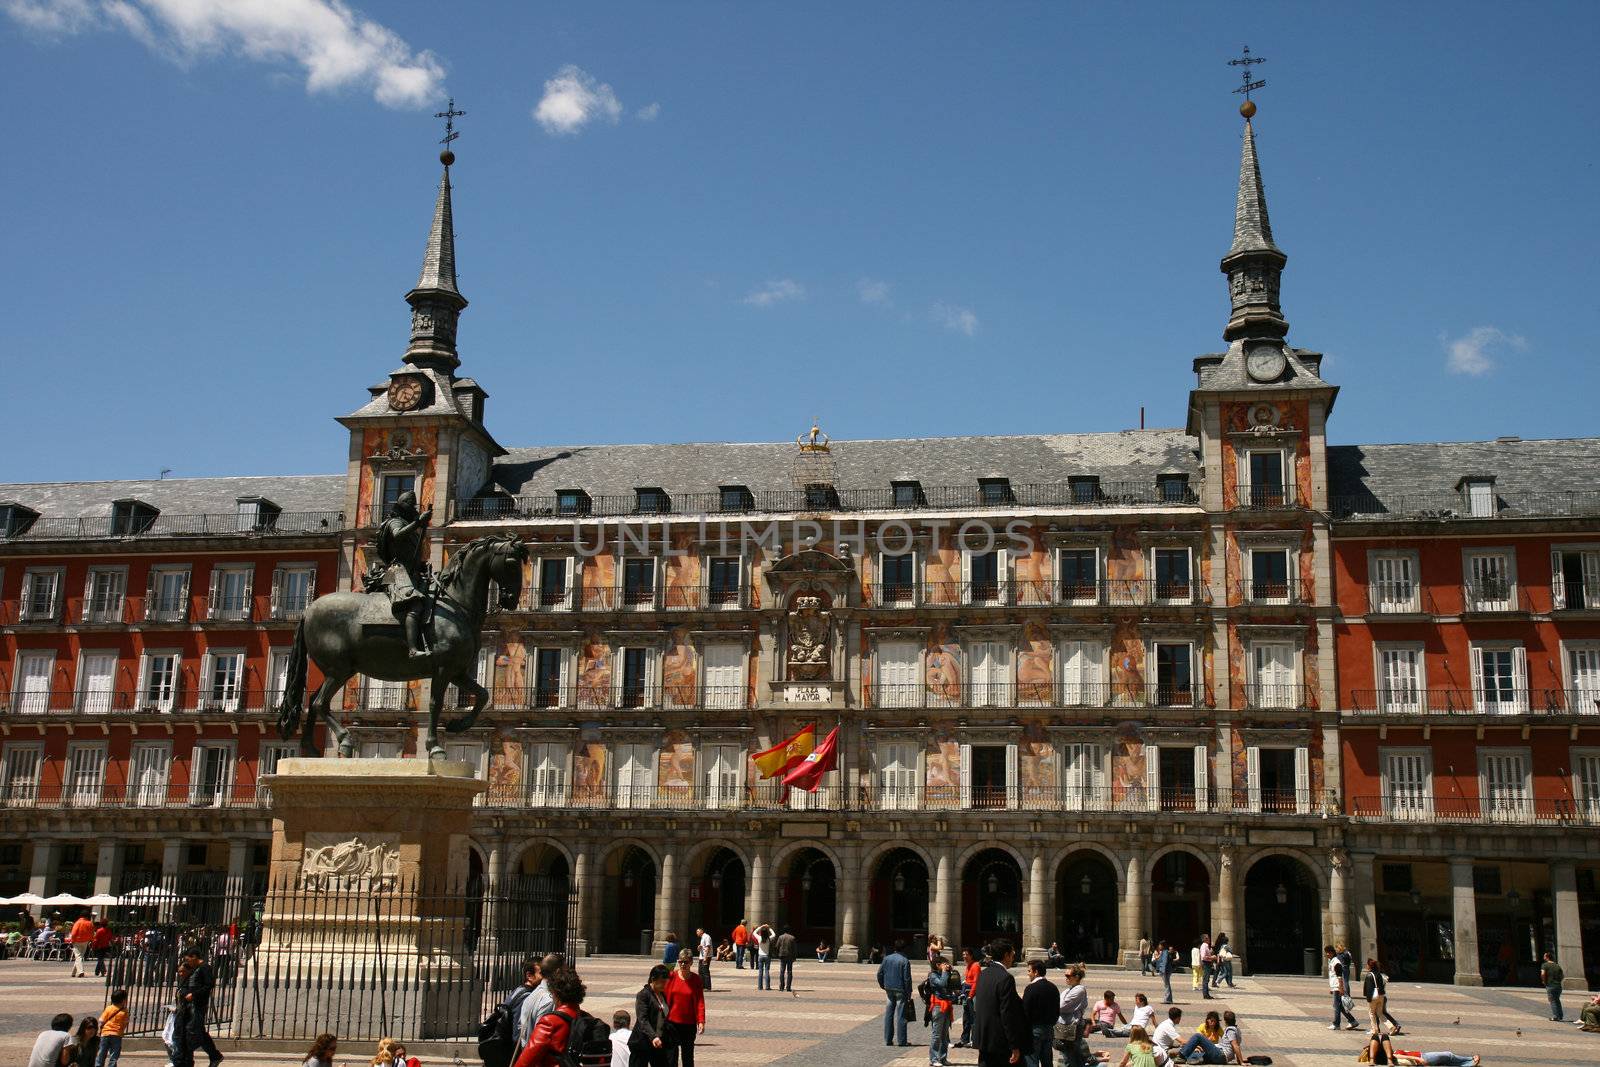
[103,871,574,1044]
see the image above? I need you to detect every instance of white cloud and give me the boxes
[743,279,805,307]
[534,64,623,135]
[635,101,660,122]
[857,278,891,306]
[932,301,979,336]
[1444,325,1525,376]
[3,0,446,108]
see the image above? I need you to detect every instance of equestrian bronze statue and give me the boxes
[276,532,527,760]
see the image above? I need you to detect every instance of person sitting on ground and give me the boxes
[1093,990,1130,1037]
[1185,1011,1227,1065]
[1579,994,1600,1032]
[65,1016,99,1067]
[816,940,832,962]
[1219,1011,1243,1065]
[29,1015,74,1067]
[1152,1008,1185,1056]
[1126,994,1156,1037]
[303,1033,338,1067]
[387,1041,419,1067]
[716,940,733,962]
[1115,1025,1170,1067]
[513,971,591,1067]
[1047,942,1068,970]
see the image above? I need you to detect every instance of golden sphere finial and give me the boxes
[1239,99,1257,119]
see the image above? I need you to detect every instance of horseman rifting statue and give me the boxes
[275,508,527,760]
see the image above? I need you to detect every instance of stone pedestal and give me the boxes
[249,758,487,1040]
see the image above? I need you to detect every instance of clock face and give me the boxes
[1245,342,1288,383]
[387,376,425,412]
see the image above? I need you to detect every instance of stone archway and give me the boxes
[1055,850,1119,964]
[962,848,1023,950]
[781,847,837,952]
[691,846,747,940]
[869,847,931,958]
[602,845,658,954]
[1243,854,1322,975]
[1149,849,1210,957]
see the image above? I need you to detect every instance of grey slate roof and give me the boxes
[1328,437,1600,517]
[1192,343,1333,393]
[0,474,343,517]
[345,366,476,420]
[1229,119,1280,258]
[490,428,1200,500]
[412,166,460,297]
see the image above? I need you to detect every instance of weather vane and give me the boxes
[435,97,465,164]
[1228,46,1266,117]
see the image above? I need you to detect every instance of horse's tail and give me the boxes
[275,618,309,740]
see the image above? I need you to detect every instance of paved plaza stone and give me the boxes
[2,956,1594,1066]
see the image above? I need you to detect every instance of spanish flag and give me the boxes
[782,725,840,792]
[753,723,816,779]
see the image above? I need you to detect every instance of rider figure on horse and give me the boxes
[375,490,433,658]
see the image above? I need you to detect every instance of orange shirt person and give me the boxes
[732,921,751,968]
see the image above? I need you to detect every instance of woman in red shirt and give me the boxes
[513,972,589,1067]
[664,950,706,1067]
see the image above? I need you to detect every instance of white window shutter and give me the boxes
[1246,745,1261,813]
[206,567,221,616]
[1145,744,1160,812]
[645,649,658,707]
[81,570,96,618]
[306,564,318,603]
[997,547,1010,603]
[241,568,254,615]
[178,569,192,615]
[1294,745,1311,813]
[1470,646,1485,710]
[199,654,214,707]
[1005,742,1019,809]
[1193,744,1209,811]
[959,742,973,808]
[960,550,972,603]
[1512,646,1527,711]
[1551,550,1566,608]
[269,568,283,617]
[610,648,623,708]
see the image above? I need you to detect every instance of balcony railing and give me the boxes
[1238,577,1307,605]
[1348,794,1600,826]
[868,680,1201,710]
[1332,489,1600,522]
[0,780,266,811]
[1241,683,1312,710]
[422,684,753,713]
[206,595,253,622]
[870,579,1211,609]
[1345,687,1541,716]
[0,511,342,542]
[1365,585,1439,617]
[1461,579,1519,613]
[1554,580,1600,612]
[456,479,1201,523]
[0,686,284,717]
[1235,482,1297,510]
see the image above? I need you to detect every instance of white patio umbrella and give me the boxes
[118,885,186,905]
[38,893,88,907]
[83,894,121,907]
[0,893,46,906]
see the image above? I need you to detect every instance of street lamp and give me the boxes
[1275,883,1288,905]
[710,869,723,890]
[987,871,1000,895]
[801,871,813,893]
[1173,876,1187,897]
[1080,874,1092,896]
[893,869,907,893]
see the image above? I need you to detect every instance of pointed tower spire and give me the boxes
[1220,115,1289,342]
[404,101,469,372]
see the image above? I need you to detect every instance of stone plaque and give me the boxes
[300,832,401,893]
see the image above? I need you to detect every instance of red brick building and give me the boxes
[1330,444,1600,986]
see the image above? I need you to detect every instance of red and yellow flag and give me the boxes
[782,725,840,792]
[753,723,816,779]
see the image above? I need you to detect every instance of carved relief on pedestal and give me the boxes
[786,593,832,680]
[300,832,401,893]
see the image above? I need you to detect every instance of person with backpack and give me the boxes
[924,955,958,1067]
[664,950,705,1067]
[513,971,607,1067]
[480,958,540,1067]
[519,954,568,1054]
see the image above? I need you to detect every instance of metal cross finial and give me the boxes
[1228,45,1267,100]
[435,97,466,146]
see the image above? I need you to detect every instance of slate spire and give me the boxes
[403,154,468,372]
[1220,117,1289,342]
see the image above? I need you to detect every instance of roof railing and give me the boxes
[1331,489,1600,522]
[0,510,343,542]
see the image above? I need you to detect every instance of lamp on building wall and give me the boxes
[623,868,635,888]
[710,869,723,890]
[1506,888,1521,909]
[1080,874,1092,896]
[894,869,907,893]
[1275,883,1288,905]
[1173,876,1187,897]
[801,870,813,893]
[1409,888,1422,906]
[987,871,1000,895]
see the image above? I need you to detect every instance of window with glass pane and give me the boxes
[1577,753,1600,820]
[968,551,1000,602]
[708,557,741,606]
[1153,643,1192,705]
[1473,646,1525,713]
[0,745,43,802]
[206,652,243,710]
[621,648,648,707]
[1379,647,1423,712]
[1246,450,1286,506]
[892,481,923,508]
[23,570,59,619]
[151,569,188,620]
[622,559,655,606]
[532,648,564,707]
[719,486,753,512]
[877,743,918,810]
[1059,549,1098,602]
[86,569,124,622]
[537,558,569,607]
[143,654,178,711]
[556,489,589,516]
[214,567,250,619]
[1371,554,1418,613]
[527,742,568,806]
[1069,477,1100,503]
[1152,549,1190,600]
[1466,553,1513,611]
[1250,549,1290,601]
[1157,474,1190,502]
[1568,646,1600,710]
[881,554,915,604]
[978,478,1012,505]
[380,474,414,515]
[190,743,233,807]
[279,567,313,617]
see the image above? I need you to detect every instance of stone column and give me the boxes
[573,846,596,957]
[653,852,678,954]
[1214,847,1237,945]
[479,838,506,955]
[28,839,59,917]
[92,840,124,900]
[1350,851,1379,962]
[931,849,955,943]
[1123,853,1146,970]
[1024,851,1049,958]
[161,839,183,881]
[1449,857,1482,985]
[225,838,252,926]
[1551,861,1587,989]
[1327,848,1350,950]
[747,852,770,929]
[838,844,862,962]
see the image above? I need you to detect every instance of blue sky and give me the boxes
[5,1,1598,482]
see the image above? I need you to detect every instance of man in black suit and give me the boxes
[972,939,1027,1067]
[631,964,672,1067]
[1019,959,1059,1067]
[176,946,221,1067]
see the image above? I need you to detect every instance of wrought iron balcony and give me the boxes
[1238,577,1307,605]
[1344,687,1539,716]
[1234,482,1297,510]
[0,511,342,542]
[1347,793,1600,827]
[0,779,266,811]
[1332,489,1600,522]
[869,578,1210,610]
[1461,579,1520,614]
[1364,584,1439,617]
[867,680,1199,710]
[1240,683,1312,710]
[1,685,284,718]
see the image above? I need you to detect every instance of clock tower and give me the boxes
[337,134,505,579]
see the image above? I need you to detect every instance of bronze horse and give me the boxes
[276,534,526,759]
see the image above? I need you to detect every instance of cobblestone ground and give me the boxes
[2,957,1593,1066]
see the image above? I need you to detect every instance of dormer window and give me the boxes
[1068,476,1101,504]
[719,485,754,512]
[0,503,38,538]
[634,488,671,515]
[110,499,159,536]
[892,480,925,508]
[803,483,839,509]
[1459,476,1497,518]
[556,489,591,517]
[235,497,282,532]
[1157,474,1191,503]
[978,477,1014,506]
